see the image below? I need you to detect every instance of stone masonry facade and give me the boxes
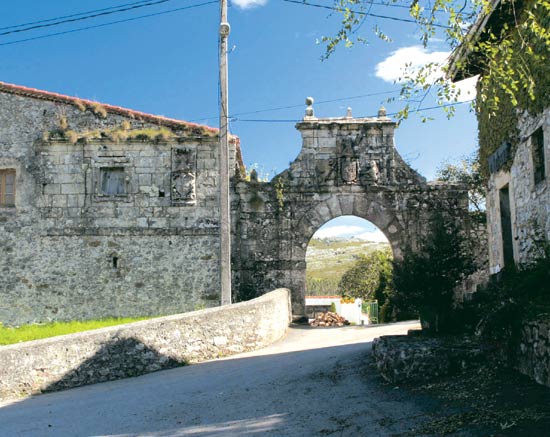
[486,108,550,271]
[0,82,242,325]
[0,82,469,325]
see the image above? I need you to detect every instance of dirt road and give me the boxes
[0,321,450,437]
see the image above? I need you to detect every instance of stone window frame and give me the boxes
[530,125,546,187]
[0,168,16,208]
[491,171,518,271]
[92,157,132,203]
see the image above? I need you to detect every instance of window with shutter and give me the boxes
[100,167,126,196]
[0,169,16,207]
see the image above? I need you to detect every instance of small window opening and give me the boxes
[100,167,126,196]
[0,169,16,207]
[158,189,165,198]
[532,127,545,185]
[112,256,119,269]
[499,185,514,267]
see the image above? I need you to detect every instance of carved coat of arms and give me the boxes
[337,136,360,185]
[171,147,196,205]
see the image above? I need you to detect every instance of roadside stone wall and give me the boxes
[372,333,484,383]
[0,288,291,402]
[0,84,242,325]
[233,109,470,315]
[517,318,550,388]
[486,108,550,272]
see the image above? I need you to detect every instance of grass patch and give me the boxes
[0,317,153,346]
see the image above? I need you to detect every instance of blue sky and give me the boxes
[1,0,478,237]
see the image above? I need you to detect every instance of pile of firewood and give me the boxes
[310,312,350,327]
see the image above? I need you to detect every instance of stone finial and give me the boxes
[304,97,315,119]
[378,106,387,118]
[346,107,353,118]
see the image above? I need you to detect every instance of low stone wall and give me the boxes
[0,288,291,402]
[517,318,550,388]
[372,333,484,383]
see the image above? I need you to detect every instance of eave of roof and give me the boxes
[447,0,502,82]
[0,80,219,134]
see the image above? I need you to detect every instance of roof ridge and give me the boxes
[0,80,218,133]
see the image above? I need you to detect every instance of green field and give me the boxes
[0,317,153,346]
[306,238,389,295]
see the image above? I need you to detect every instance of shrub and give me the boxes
[392,212,475,334]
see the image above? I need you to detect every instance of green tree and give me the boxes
[338,247,393,299]
[392,213,475,333]
[338,247,395,321]
[436,153,485,214]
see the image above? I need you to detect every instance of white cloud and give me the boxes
[314,225,365,239]
[231,0,267,9]
[375,45,477,103]
[355,230,389,243]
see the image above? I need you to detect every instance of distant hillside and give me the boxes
[306,237,390,295]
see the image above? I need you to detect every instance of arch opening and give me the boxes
[305,216,394,325]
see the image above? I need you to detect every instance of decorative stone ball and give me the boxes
[305,97,314,106]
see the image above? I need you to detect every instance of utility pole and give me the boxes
[219,0,232,306]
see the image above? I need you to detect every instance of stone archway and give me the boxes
[233,107,468,315]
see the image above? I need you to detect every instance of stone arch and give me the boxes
[287,195,407,314]
[233,111,469,316]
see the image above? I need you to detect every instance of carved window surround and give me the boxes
[91,156,131,203]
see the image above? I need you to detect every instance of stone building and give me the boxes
[0,81,468,325]
[0,81,242,325]
[448,0,550,272]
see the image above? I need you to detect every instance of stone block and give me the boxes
[61,184,83,195]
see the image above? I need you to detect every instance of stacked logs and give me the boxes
[310,312,350,327]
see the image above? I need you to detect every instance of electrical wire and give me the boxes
[0,0,162,32]
[281,0,452,29]
[231,100,474,123]
[0,0,174,37]
[0,1,218,47]
[189,90,401,122]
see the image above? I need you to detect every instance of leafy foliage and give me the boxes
[338,247,393,300]
[324,0,550,123]
[436,153,485,215]
[468,245,550,358]
[337,247,396,322]
[477,1,550,178]
[392,213,476,333]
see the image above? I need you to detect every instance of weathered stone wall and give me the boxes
[233,112,470,314]
[486,108,550,271]
[372,333,484,383]
[0,86,241,325]
[0,84,470,324]
[0,288,291,402]
[517,317,550,388]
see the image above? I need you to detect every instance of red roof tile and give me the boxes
[0,80,218,134]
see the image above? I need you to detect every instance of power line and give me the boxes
[281,0,452,29]
[231,100,474,123]
[189,89,401,122]
[0,1,218,47]
[0,0,174,37]
[0,0,157,32]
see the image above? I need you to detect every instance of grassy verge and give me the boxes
[0,317,153,346]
